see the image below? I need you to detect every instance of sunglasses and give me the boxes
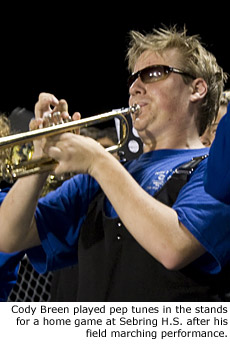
[128,65,195,88]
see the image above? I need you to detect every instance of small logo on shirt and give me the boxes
[146,170,173,193]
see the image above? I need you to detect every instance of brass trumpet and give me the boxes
[0,105,140,182]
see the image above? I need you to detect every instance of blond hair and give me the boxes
[0,114,10,137]
[220,90,230,106]
[0,114,11,163]
[127,27,228,135]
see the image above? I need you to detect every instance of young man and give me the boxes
[200,90,230,147]
[0,27,230,301]
[204,102,230,204]
[0,187,24,301]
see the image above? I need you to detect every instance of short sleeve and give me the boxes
[204,106,230,204]
[173,159,230,274]
[27,174,100,273]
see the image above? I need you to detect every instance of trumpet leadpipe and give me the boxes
[0,104,140,182]
[0,105,139,151]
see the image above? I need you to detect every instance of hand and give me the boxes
[43,132,106,175]
[34,92,68,120]
[31,93,74,158]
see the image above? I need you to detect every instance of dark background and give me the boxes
[0,5,229,119]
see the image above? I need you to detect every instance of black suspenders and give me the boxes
[154,155,208,206]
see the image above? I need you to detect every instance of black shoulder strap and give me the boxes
[154,155,208,207]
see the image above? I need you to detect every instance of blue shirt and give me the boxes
[0,188,24,301]
[28,147,230,276]
[204,104,230,204]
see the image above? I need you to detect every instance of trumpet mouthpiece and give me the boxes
[130,104,140,115]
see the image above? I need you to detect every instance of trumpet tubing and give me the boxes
[0,105,140,182]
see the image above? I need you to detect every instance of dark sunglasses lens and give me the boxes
[128,74,137,88]
[142,66,166,83]
[128,66,169,87]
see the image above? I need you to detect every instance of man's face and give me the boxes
[128,49,193,147]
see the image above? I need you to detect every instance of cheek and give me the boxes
[165,90,189,119]
[150,90,178,116]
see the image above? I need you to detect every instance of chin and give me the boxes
[133,116,148,131]
[133,122,146,136]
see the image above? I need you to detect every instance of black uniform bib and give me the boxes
[76,156,230,301]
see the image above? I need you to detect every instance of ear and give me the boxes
[190,78,208,102]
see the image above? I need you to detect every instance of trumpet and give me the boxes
[0,104,140,183]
